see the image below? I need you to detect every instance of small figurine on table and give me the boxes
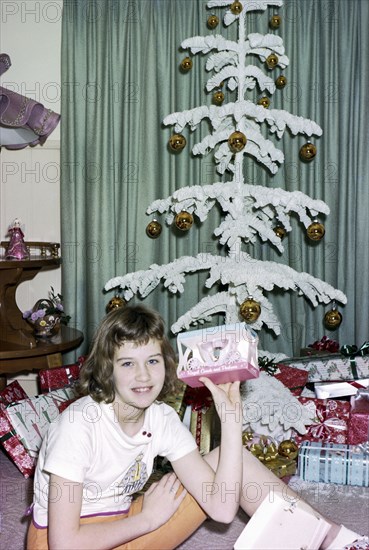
[6,218,29,260]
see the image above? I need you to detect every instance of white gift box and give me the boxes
[234,492,330,550]
[315,379,369,399]
[177,323,259,388]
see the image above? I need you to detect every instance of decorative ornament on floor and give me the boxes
[146,219,162,239]
[240,298,261,323]
[207,14,219,29]
[266,53,279,69]
[106,294,126,314]
[269,14,282,29]
[300,141,317,161]
[324,304,343,330]
[180,57,193,72]
[23,287,70,338]
[228,130,247,153]
[5,218,29,260]
[175,211,194,231]
[275,75,287,89]
[169,134,186,152]
[307,220,325,241]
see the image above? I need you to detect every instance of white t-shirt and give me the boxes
[32,395,197,527]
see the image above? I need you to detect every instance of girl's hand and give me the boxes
[199,377,242,424]
[140,472,187,531]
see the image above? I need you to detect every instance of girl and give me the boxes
[27,305,366,550]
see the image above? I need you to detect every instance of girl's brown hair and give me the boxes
[78,304,179,403]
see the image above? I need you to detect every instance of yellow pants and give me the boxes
[27,492,207,550]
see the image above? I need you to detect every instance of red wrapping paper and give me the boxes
[38,356,86,392]
[0,381,36,478]
[273,364,309,396]
[348,390,369,445]
[293,397,350,445]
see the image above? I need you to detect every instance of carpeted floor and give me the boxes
[1,447,368,550]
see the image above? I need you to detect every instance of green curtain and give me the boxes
[61,0,369,359]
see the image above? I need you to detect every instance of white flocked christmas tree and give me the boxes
[105,0,346,349]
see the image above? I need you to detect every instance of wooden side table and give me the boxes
[0,242,83,389]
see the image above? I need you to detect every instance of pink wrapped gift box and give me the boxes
[0,381,36,478]
[273,364,309,396]
[177,323,259,388]
[38,356,86,392]
[348,389,369,445]
[293,397,350,445]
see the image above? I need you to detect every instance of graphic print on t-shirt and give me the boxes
[119,452,148,495]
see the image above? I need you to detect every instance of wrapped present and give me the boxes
[244,432,298,478]
[348,389,369,445]
[281,342,369,383]
[293,397,350,445]
[38,356,86,392]
[185,386,215,454]
[4,386,79,458]
[298,441,369,486]
[177,323,259,388]
[259,358,308,396]
[0,381,36,478]
[315,379,369,399]
[163,381,187,421]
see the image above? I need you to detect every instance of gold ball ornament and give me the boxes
[275,75,287,89]
[106,295,126,314]
[269,14,282,29]
[258,96,270,108]
[213,90,225,105]
[240,298,261,323]
[324,307,343,330]
[175,211,194,231]
[307,220,325,241]
[273,225,286,240]
[230,1,243,15]
[299,142,317,161]
[228,130,247,153]
[278,440,299,460]
[207,14,219,29]
[169,134,186,152]
[180,57,193,72]
[266,53,279,69]
[146,219,162,239]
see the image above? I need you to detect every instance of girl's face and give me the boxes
[112,338,166,421]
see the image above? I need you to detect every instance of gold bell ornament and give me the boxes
[273,225,286,240]
[180,57,193,72]
[175,211,194,231]
[275,75,287,89]
[307,220,325,241]
[240,298,261,323]
[299,142,317,161]
[213,90,225,106]
[278,440,299,460]
[266,53,279,69]
[230,1,243,15]
[258,96,270,108]
[106,294,126,314]
[169,134,186,152]
[324,305,343,330]
[228,130,247,153]
[207,14,219,29]
[146,219,162,239]
[269,14,282,29]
